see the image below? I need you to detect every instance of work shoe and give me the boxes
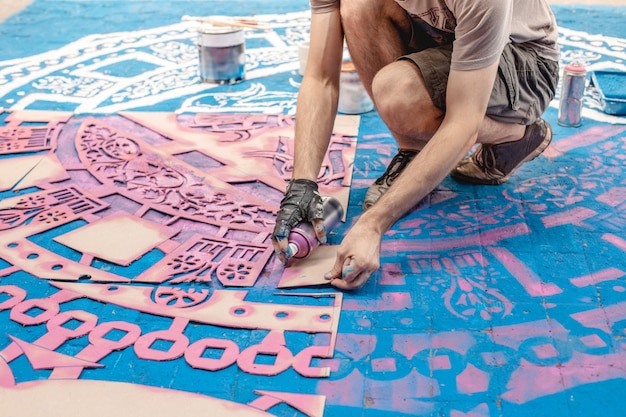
[450,119,553,185]
[363,149,418,210]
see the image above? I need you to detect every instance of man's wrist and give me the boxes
[357,208,390,237]
[289,178,318,189]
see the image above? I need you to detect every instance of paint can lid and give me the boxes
[197,25,245,47]
[565,62,586,74]
[341,61,356,73]
[198,24,243,35]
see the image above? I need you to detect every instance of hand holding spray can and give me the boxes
[558,62,587,127]
[287,196,344,260]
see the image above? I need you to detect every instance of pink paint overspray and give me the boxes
[288,196,344,260]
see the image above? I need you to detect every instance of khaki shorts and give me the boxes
[401,43,559,125]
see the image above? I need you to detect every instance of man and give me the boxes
[272,0,560,290]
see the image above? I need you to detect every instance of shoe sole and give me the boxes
[451,123,553,185]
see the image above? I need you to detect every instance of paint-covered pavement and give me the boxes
[1,1,626,416]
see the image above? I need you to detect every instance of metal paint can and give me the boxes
[557,62,587,127]
[338,61,374,114]
[197,26,245,84]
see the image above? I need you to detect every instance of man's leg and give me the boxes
[451,119,552,185]
[339,0,429,209]
[374,60,529,147]
[451,45,559,185]
[364,42,557,205]
[339,0,412,97]
[363,57,531,208]
[372,56,532,150]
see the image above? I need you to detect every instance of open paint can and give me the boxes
[197,25,245,84]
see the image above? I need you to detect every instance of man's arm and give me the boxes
[327,61,501,290]
[271,10,344,263]
[292,10,344,181]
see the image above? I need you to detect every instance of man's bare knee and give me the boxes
[372,61,440,138]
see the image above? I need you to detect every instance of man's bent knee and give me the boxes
[372,61,439,138]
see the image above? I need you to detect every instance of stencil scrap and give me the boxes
[53,211,179,266]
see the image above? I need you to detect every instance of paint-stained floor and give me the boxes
[1,1,626,416]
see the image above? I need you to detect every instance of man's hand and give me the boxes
[324,220,382,290]
[272,179,326,265]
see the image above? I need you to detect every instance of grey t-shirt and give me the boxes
[309,0,559,70]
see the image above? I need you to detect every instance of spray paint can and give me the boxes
[558,62,587,127]
[287,196,344,260]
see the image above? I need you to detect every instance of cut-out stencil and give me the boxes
[0,110,70,154]
[53,211,179,266]
[278,245,339,289]
[0,154,46,191]
[13,154,70,191]
[0,108,355,416]
[0,109,356,285]
[0,153,69,193]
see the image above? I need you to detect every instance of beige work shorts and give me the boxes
[401,43,559,126]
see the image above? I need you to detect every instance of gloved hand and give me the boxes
[272,179,325,265]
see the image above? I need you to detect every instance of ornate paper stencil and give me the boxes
[0,107,354,416]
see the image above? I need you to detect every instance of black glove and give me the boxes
[272,179,324,242]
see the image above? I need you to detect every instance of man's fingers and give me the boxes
[342,256,371,283]
[311,218,327,244]
[326,256,369,282]
[323,264,341,281]
[326,256,374,290]
[271,237,289,266]
[324,252,349,281]
[272,206,302,241]
[330,272,369,290]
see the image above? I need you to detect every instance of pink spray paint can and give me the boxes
[557,62,587,127]
[287,196,344,260]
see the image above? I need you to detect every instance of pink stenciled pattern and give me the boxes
[135,233,273,287]
[75,118,276,232]
[0,111,71,154]
[396,196,525,237]
[507,132,626,231]
[408,250,513,320]
[0,187,106,232]
[443,275,512,320]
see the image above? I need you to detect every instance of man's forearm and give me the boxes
[292,76,340,181]
[359,121,478,234]
[360,63,498,234]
